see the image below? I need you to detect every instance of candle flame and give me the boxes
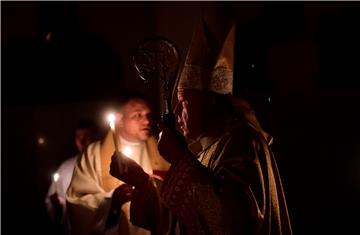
[38,137,45,145]
[107,113,116,130]
[53,173,60,182]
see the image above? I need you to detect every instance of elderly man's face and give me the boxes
[174,89,206,139]
[117,99,152,142]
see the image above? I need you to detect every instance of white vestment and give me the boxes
[66,131,170,235]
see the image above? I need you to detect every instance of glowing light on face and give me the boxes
[53,173,60,182]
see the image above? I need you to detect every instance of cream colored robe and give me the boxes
[66,131,170,235]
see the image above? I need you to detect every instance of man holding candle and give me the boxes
[45,119,97,235]
[66,92,170,235]
[110,21,292,234]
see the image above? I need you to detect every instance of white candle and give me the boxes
[107,112,126,174]
[107,113,120,152]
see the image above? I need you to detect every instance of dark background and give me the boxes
[2,2,360,234]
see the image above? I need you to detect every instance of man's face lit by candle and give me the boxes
[117,99,152,142]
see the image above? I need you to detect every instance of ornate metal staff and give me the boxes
[133,40,180,231]
[133,38,180,126]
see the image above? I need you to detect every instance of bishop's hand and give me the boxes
[157,121,193,164]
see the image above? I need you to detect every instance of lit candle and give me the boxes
[107,112,126,173]
[107,113,120,152]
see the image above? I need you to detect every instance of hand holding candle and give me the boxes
[110,152,149,189]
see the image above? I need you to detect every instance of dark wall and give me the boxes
[2,2,360,234]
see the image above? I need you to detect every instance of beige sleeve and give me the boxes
[66,142,113,235]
